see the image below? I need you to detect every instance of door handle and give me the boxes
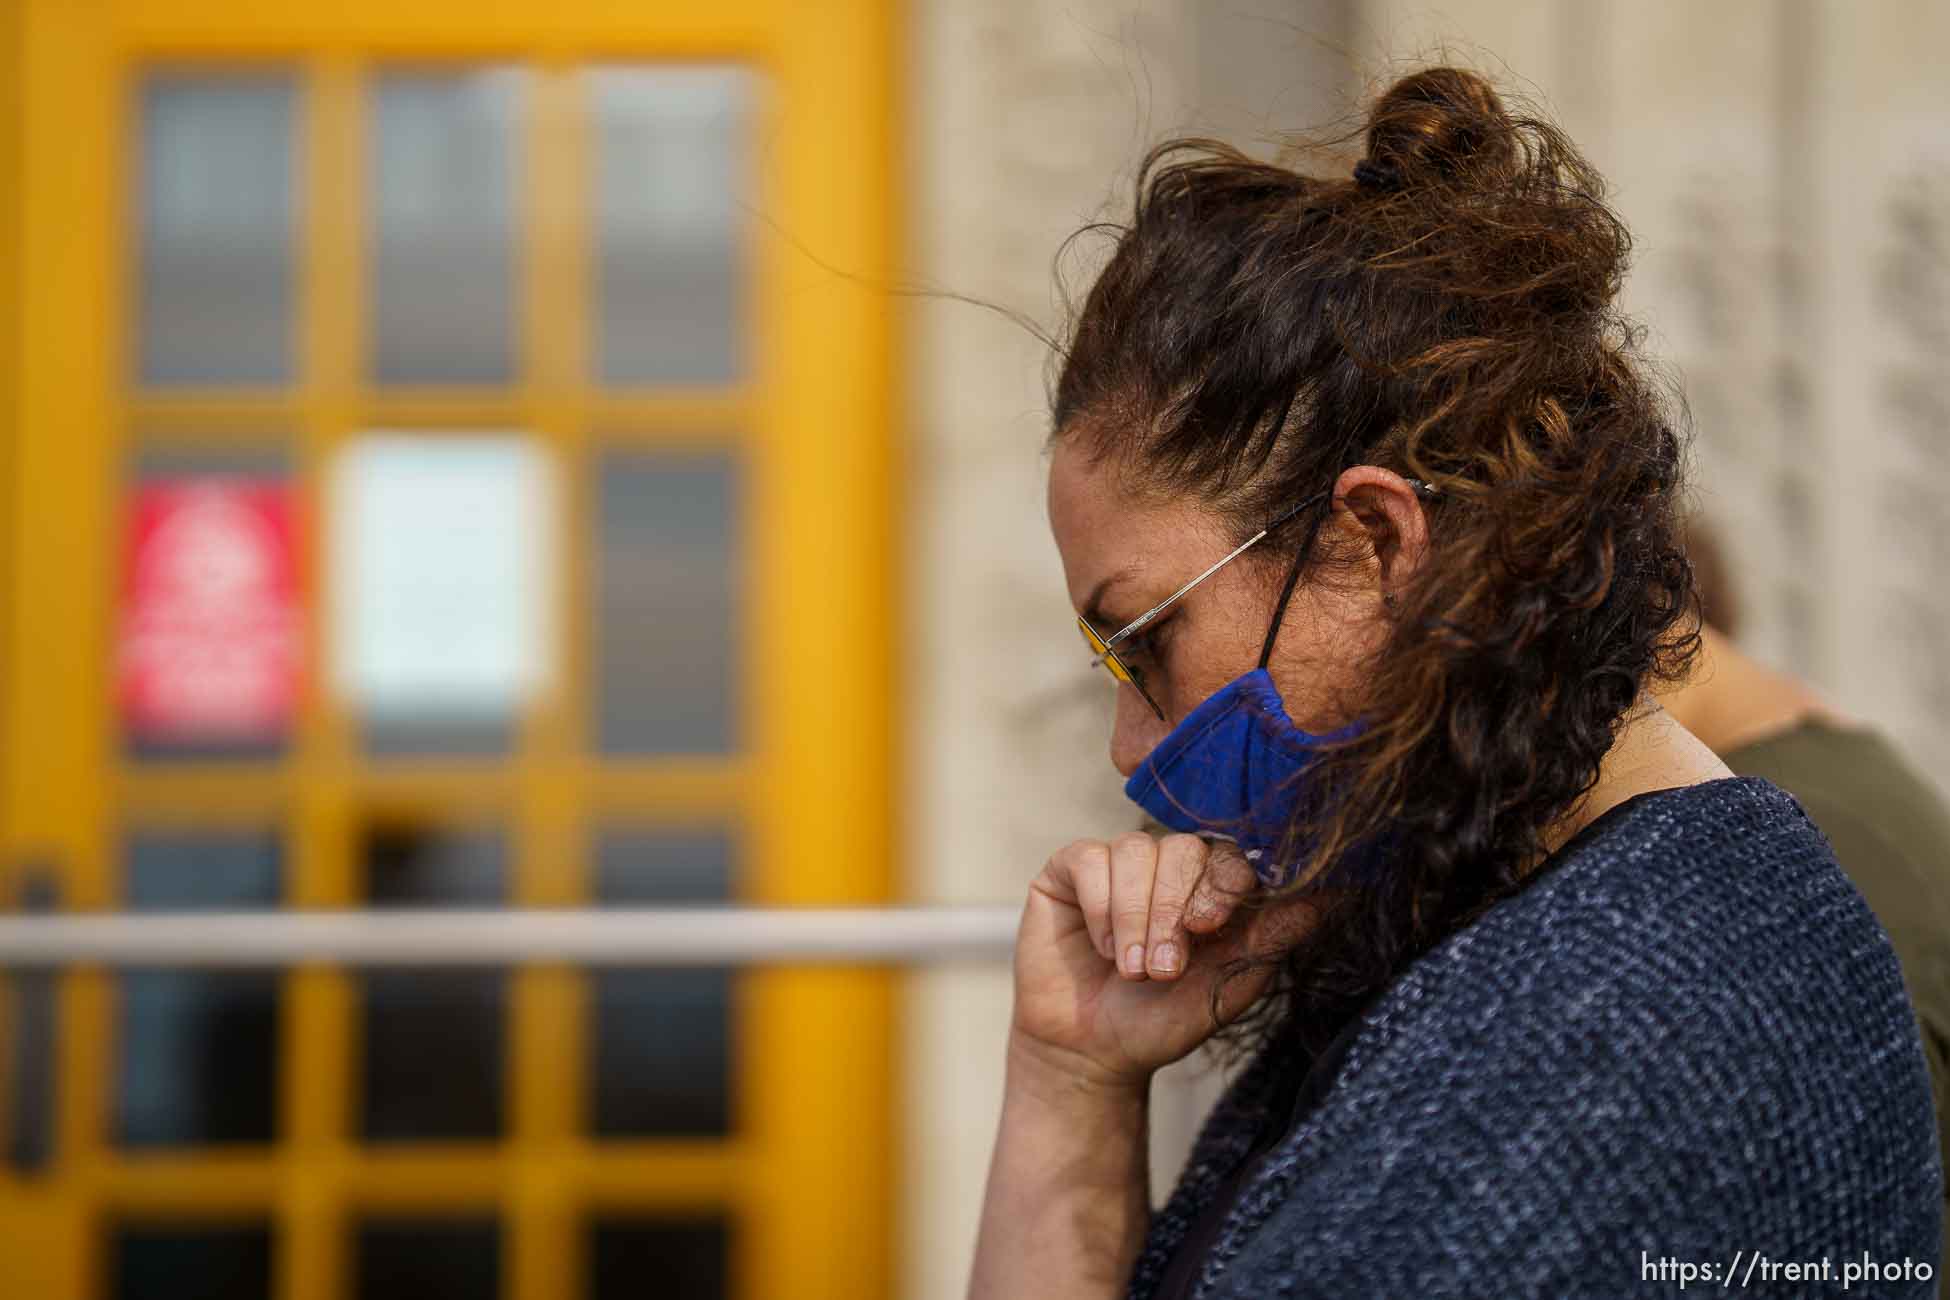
[5,865,57,1174]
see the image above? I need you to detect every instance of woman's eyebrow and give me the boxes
[1080,568,1141,628]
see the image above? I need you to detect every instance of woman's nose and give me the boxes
[1110,687,1170,778]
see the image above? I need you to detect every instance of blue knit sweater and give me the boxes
[1128,777,1943,1298]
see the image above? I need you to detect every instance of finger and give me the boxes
[1043,840,1115,962]
[1069,841,1116,962]
[1144,834,1206,980]
[1108,832,1160,980]
[1184,839,1258,935]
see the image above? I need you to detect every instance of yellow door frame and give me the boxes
[1,3,899,1299]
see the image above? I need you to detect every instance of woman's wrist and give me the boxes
[1005,1027,1152,1112]
[971,1030,1155,1300]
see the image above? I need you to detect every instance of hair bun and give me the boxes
[1363,67,1516,187]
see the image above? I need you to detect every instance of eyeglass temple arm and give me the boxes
[1098,480,1435,650]
[1103,526,1272,648]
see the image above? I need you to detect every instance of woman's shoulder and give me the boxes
[1320,773,1933,1210]
[1407,775,1905,1056]
[1541,773,1833,893]
[1194,776,1940,1294]
[1276,775,1908,1130]
[1491,774,1871,963]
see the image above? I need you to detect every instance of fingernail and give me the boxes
[1150,942,1182,975]
[1123,943,1146,976]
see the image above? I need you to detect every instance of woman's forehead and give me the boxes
[1047,440,1222,613]
[1046,439,1126,541]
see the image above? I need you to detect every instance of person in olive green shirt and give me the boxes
[1662,529,1950,1279]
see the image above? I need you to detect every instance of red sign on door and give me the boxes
[118,479,302,743]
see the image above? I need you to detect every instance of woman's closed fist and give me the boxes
[1008,832,1300,1089]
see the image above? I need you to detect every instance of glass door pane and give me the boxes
[591,68,751,386]
[137,75,297,387]
[590,830,735,1137]
[116,830,283,1147]
[370,69,524,385]
[593,451,739,755]
[358,826,508,1141]
[112,1223,273,1300]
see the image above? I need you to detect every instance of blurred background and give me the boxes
[0,1,1945,1298]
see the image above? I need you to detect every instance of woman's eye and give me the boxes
[1120,626,1165,669]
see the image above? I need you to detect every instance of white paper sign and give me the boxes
[330,435,554,724]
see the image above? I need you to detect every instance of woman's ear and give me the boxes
[1331,466,1431,599]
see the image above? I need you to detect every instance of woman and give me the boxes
[968,68,1940,1298]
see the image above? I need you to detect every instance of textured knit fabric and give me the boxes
[1126,777,1943,1299]
[1151,998,1366,1300]
[1151,787,1672,1300]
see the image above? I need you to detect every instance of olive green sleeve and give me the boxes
[1726,722,1950,1219]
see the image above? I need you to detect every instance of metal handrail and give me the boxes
[0,905,1021,968]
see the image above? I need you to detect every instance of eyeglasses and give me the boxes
[1077,479,1436,720]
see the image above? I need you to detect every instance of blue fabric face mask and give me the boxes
[1103,480,1436,886]
[1123,667,1360,885]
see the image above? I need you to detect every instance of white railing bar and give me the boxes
[0,906,1021,969]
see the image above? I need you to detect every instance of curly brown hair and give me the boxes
[1051,67,1700,1053]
